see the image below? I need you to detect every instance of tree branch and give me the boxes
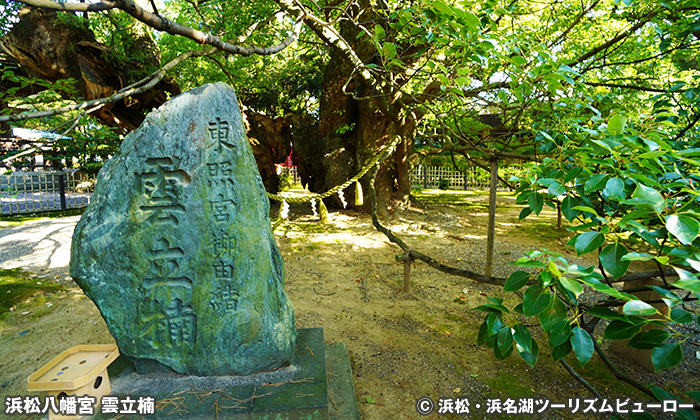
[0,48,215,123]
[590,334,656,399]
[583,82,667,93]
[574,14,655,64]
[675,111,700,140]
[559,359,603,400]
[548,0,602,48]
[13,0,302,56]
[367,152,524,287]
[11,0,116,11]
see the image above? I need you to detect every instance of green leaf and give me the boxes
[365,397,377,404]
[651,343,682,371]
[559,277,583,298]
[590,139,613,152]
[603,177,626,201]
[608,114,627,135]
[523,285,552,317]
[647,286,682,306]
[621,252,654,262]
[687,391,700,404]
[647,386,698,420]
[474,303,509,314]
[623,300,657,316]
[518,338,539,367]
[431,0,454,15]
[599,243,630,279]
[382,42,397,59]
[539,297,567,332]
[486,296,503,305]
[537,270,554,288]
[548,181,566,197]
[624,184,665,213]
[604,320,644,340]
[519,207,532,220]
[575,231,605,256]
[571,206,599,217]
[666,214,700,245]
[564,167,583,183]
[627,330,670,349]
[670,308,694,324]
[494,326,514,360]
[584,173,609,193]
[513,257,546,268]
[510,55,527,66]
[586,306,629,321]
[512,324,532,353]
[571,326,594,365]
[620,210,654,223]
[549,320,572,348]
[561,196,580,221]
[374,24,385,40]
[551,339,572,361]
[529,192,544,215]
[673,278,700,294]
[579,277,631,300]
[477,322,488,345]
[504,271,530,292]
[485,313,503,336]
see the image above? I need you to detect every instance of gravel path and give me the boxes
[0,216,80,280]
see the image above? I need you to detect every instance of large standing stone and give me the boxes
[70,82,296,376]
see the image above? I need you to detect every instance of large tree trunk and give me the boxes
[0,7,179,133]
[244,111,293,193]
[293,2,413,213]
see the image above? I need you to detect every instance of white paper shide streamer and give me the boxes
[281,200,289,219]
[338,189,347,209]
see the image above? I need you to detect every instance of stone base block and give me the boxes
[89,328,358,419]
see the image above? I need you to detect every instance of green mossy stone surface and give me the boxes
[71,82,296,376]
[100,328,336,419]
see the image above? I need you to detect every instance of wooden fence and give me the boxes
[278,164,519,191]
[409,164,518,190]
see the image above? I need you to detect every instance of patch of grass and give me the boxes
[306,242,323,251]
[573,357,649,399]
[290,241,325,253]
[0,269,66,322]
[0,208,85,227]
[485,370,534,397]
[444,313,466,323]
[288,222,337,235]
[515,221,571,242]
[411,189,519,215]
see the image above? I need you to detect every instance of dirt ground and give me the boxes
[1,190,699,420]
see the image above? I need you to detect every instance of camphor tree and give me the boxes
[467,2,700,417]
[1,0,699,416]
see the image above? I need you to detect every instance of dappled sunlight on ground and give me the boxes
[1,190,698,420]
[0,216,79,277]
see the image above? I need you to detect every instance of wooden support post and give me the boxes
[403,259,411,294]
[557,200,562,230]
[396,251,414,294]
[485,157,498,278]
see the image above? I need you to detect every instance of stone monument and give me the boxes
[70,82,296,377]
